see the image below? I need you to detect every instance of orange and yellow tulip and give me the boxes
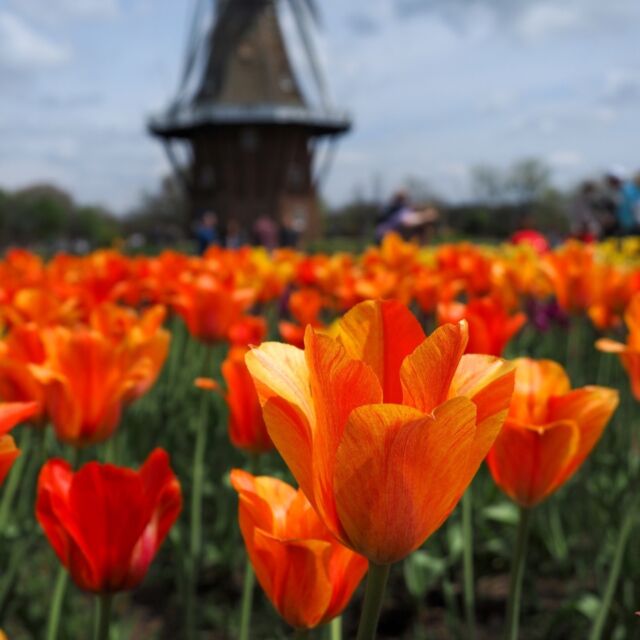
[246,299,515,564]
[486,358,618,508]
[32,325,167,446]
[231,470,367,630]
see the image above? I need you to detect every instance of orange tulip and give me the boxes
[596,293,640,400]
[486,358,618,508]
[89,303,170,403]
[230,470,367,630]
[32,325,167,446]
[279,288,325,348]
[246,299,515,564]
[0,402,39,485]
[172,273,254,343]
[0,324,47,423]
[437,296,526,357]
[221,348,272,453]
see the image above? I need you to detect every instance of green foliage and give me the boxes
[0,184,118,249]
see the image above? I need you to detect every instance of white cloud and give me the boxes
[0,11,70,70]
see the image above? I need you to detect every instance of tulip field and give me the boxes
[1,233,640,639]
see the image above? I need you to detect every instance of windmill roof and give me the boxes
[149,0,351,139]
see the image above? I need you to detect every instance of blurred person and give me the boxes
[376,191,440,244]
[375,190,410,242]
[279,211,301,248]
[194,211,220,255]
[226,219,247,249]
[602,167,640,236]
[252,214,278,250]
[569,181,601,241]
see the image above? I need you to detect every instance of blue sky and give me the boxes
[1,0,639,214]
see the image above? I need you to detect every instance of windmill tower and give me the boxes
[148,0,351,241]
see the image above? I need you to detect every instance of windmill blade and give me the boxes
[177,0,210,100]
[301,0,321,26]
[285,0,329,110]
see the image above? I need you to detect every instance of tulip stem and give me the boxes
[327,616,342,640]
[94,593,113,640]
[186,379,212,639]
[356,562,391,640]
[46,567,69,640]
[504,506,532,640]
[588,507,637,640]
[293,630,310,639]
[462,489,477,640]
[238,453,260,640]
[238,561,255,640]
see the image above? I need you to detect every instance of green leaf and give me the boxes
[575,594,601,621]
[483,502,519,526]
[403,551,447,599]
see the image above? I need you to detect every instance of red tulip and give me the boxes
[36,449,182,593]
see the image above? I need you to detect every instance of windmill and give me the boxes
[148,0,351,241]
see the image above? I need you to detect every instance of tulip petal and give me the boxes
[548,386,619,484]
[0,401,38,436]
[245,342,314,424]
[400,321,469,414]
[323,545,368,623]
[253,530,333,630]
[304,329,382,536]
[0,435,20,486]
[36,459,97,590]
[486,420,579,508]
[452,354,516,423]
[334,399,477,564]
[335,299,425,402]
[69,463,151,591]
[261,396,315,509]
[594,338,626,354]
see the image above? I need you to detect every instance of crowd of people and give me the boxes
[570,168,640,240]
[193,169,640,254]
[193,211,301,254]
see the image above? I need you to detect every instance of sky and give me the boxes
[1,0,639,214]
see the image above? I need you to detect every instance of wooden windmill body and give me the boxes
[148,0,350,241]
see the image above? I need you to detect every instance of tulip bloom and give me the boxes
[0,324,47,423]
[246,299,515,564]
[231,470,367,630]
[486,358,618,508]
[31,325,167,446]
[437,296,526,357]
[172,273,254,343]
[0,402,38,485]
[279,288,325,348]
[36,448,182,593]
[596,293,640,400]
[221,348,272,453]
